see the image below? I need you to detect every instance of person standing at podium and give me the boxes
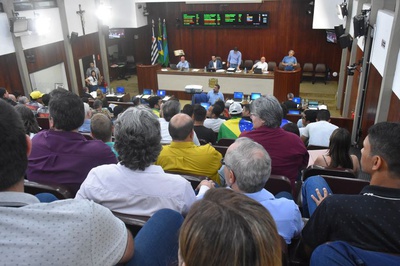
[208,56,223,70]
[177,56,189,69]
[281,50,298,71]
[227,47,242,70]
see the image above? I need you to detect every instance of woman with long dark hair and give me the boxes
[14,104,40,138]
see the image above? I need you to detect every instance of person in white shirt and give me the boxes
[251,56,269,73]
[301,109,338,147]
[204,104,226,133]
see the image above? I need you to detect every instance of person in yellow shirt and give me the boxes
[155,113,222,184]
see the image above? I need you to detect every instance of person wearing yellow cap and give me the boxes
[26,90,44,115]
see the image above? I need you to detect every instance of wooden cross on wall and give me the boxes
[76,4,85,35]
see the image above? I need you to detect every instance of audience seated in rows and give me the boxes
[93,99,112,119]
[27,88,117,196]
[26,90,44,115]
[313,127,360,174]
[301,109,338,147]
[215,137,303,244]
[193,104,216,145]
[159,100,200,145]
[218,102,253,140]
[90,113,118,157]
[180,189,282,266]
[76,106,213,216]
[203,103,225,133]
[298,109,317,133]
[240,95,309,190]
[301,122,400,264]
[156,113,222,184]
[0,100,133,265]
[78,102,92,133]
[37,93,50,118]
[14,104,40,139]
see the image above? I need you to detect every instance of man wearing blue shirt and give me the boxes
[227,47,242,70]
[282,50,298,71]
[222,137,303,244]
[207,55,223,70]
[176,56,189,69]
[207,84,224,105]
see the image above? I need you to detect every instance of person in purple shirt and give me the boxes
[240,95,309,191]
[27,88,117,196]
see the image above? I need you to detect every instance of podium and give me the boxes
[137,64,161,94]
[273,67,301,102]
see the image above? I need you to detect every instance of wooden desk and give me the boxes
[157,68,274,100]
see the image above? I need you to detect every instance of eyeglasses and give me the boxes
[221,158,235,177]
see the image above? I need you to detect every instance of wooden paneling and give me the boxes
[387,92,400,122]
[273,68,301,102]
[144,1,343,74]
[359,64,382,144]
[25,42,66,73]
[0,53,24,97]
[137,64,161,92]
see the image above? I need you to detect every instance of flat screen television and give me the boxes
[250,93,261,100]
[326,30,337,43]
[109,28,125,39]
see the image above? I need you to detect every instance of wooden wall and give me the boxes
[0,53,23,97]
[387,92,400,121]
[144,1,343,73]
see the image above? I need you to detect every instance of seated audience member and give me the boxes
[218,102,253,141]
[214,100,230,119]
[159,100,200,146]
[301,109,338,147]
[76,106,212,216]
[14,104,40,139]
[251,56,268,72]
[90,113,117,157]
[8,94,17,104]
[93,99,112,119]
[207,55,223,70]
[112,105,124,122]
[313,128,359,174]
[241,103,252,121]
[283,93,298,110]
[148,96,162,117]
[81,86,94,100]
[207,84,224,105]
[27,89,117,195]
[282,123,300,136]
[78,102,92,133]
[301,122,400,264]
[26,90,44,115]
[0,87,17,106]
[95,88,109,109]
[176,56,189,69]
[18,96,29,105]
[204,104,226,133]
[222,137,303,244]
[0,100,133,265]
[298,109,317,135]
[193,104,216,145]
[281,50,297,71]
[240,95,309,189]
[280,103,290,127]
[156,113,222,184]
[36,94,50,118]
[179,189,282,266]
[181,103,194,117]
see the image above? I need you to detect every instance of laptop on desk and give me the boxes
[170,64,178,70]
[233,92,244,102]
[253,68,263,74]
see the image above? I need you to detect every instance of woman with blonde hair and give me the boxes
[179,188,282,266]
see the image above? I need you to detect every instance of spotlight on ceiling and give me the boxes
[337,1,348,20]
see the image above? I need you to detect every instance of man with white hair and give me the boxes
[78,102,92,133]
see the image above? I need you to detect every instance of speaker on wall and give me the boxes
[353,14,366,38]
[339,33,352,49]
[334,24,344,38]
[70,31,78,43]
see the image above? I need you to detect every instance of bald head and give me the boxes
[169,113,194,141]
[261,57,266,63]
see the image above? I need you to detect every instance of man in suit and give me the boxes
[208,55,222,70]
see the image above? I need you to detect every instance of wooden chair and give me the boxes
[302,165,356,181]
[268,61,277,71]
[264,175,292,195]
[313,63,327,84]
[36,117,50,130]
[112,211,150,236]
[216,138,235,146]
[24,180,74,199]
[212,145,228,157]
[301,63,314,82]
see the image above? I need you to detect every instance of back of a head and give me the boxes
[113,105,124,118]
[368,122,400,177]
[114,105,162,170]
[250,95,282,128]
[18,96,28,104]
[212,104,223,117]
[287,93,294,99]
[328,128,353,169]
[0,87,6,98]
[41,94,50,106]
[225,137,271,192]
[304,109,317,123]
[91,113,113,142]
[179,188,281,266]
[14,104,40,135]
[317,109,330,121]
[93,99,103,109]
[214,100,225,111]
[161,100,181,122]
[148,96,161,109]
[0,100,28,190]
[169,113,194,141]
[193,104,206,122]
[282,123,300,136]
[181,104,194,117]
[49,88,84,131]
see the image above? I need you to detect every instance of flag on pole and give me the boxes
[157,18,164,65]
[151,20,158,65]
[162,19,169,67]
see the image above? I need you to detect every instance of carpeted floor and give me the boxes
[110,74,340,117]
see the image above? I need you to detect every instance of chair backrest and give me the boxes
[315,63,326,73]
[165,171,207,190]
[126,55,135,64]
[268,61,277,71]
[307,144,327,150]
[303,63,314,72]
[217,138,235,146]
[24,180,74,199]
[265,175,292,195]
[302,165,356,181]
[244,60,253,69]
[36,117,50,130]
[278,62,285,70]
[321,175,369,194]
[198,139,208,145]
[112,211,150,236]
[212,145,228,157]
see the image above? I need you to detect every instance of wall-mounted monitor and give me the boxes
[326,30,337,43]
[109,28,125,39]
[182,12,269,28]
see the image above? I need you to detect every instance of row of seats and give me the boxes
[302,63,327,84]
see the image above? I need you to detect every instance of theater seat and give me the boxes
[321,175,369,194]
[165,171,207,190]
[24,180,74,199]
[302,63,314,82]
[212,145,228,157]
[216,138,235,146]
[36,117,50,130]
[313,63,327,84]
[268,61,277,71]
[112,211,150,236]
[265,175,292,195]
[302,165,356,181]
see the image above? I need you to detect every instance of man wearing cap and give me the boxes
[26,90,44,115]
[217,102,253,141]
